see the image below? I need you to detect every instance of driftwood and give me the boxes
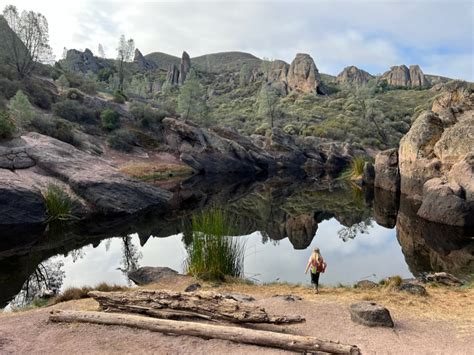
[50,310,361,354]
[88,290,304,324]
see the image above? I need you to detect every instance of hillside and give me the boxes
[191,51,262,73]
[144,52,180,71]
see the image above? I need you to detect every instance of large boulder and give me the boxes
[128,266,178,285]
[284,214,317,249]
[374,148,400,192]
[349,302,394,327]
[63,48,108,74]
[336,66,373,86]
[373,188,399,228]
[398,89,474,225]
[287,53,322,94]
[0,169,46,225]
[409,65,429,88]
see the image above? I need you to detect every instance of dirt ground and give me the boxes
[1,276,473,354]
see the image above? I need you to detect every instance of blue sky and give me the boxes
[2,0,473,80]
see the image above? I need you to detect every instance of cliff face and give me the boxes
[336,66,373,86]
[381,65,429,88]
[287,53,322,94]
[376,87,474,227]
[63,49,110,73]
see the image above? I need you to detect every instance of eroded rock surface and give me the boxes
[349,302,394,327]
[336,66,373,86]
[128,267,178,285]
[287,53,322,94]
[381,65,429,88]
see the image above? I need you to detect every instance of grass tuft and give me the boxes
[340,156,366,180]
[42,184,76,222]
[185,208,245,281]
[53,283,128,304]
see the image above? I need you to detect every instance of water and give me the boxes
[1,175,472,308]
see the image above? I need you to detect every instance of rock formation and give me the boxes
[63,48,106,73]
[166,64,180,86]
[134,48,156,71]
[381,65,429,88]
[0,133,172,226]
[376,88,473,226]
[179,51,191,84]
[287,53,322,94]
[336,66,373,86]
[374,148,400,192]
[162,117,356,176]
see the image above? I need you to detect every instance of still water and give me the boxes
[1,175,472,308]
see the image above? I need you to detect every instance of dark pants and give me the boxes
[311,272,320,288]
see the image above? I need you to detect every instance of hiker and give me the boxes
[305,248,327,294]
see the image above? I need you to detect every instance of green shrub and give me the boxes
[107,129,136,152]
[112,90,127,104]
[101,109,121,131]
[0,111,16,139]
[31,116,79,146]
[340,156,367,180]
[52,100,97,124]
[98,68,114,82]
[185,208,245,281]
[130,102,166,128]
[10,90,35,124]
[0,78,21,100]
[56,74,70,88]
[21,80,54,110]
[65,88,84,102]
[42,184,76,222]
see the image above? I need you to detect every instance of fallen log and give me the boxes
[50,310,361,354]
[88,290,304,324]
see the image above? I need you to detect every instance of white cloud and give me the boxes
[0,0,472,79]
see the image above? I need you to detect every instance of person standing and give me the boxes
[305,248,326,294]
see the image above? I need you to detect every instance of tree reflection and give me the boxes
[11,260,65,307]
[337,219,373,242]
[120,236,142,274]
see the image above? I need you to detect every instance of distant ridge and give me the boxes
[144,52,180,70]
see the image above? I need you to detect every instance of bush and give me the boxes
[52,100,97,124]
[21,79,54,110]
[107,129,136,152]
[10,90,35,124]
[98,68,114,82]
[0,78,21,100]
[65,88,84,102]
[112,90,127,104]
[100,109,121,131]
[31,116,79,146]
[340,156,367,180]
[130,102,166,128]
[184,208,245,281]
[42,184,76,222]
[0,111,16,139]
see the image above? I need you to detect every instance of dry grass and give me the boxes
[53,283,128,304]
[119,161,193,180]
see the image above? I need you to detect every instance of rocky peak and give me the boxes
[166,64,180,86]
[336,66,373,86]
[266,60,289,83]
[287,53,322,94]
[134,48,156,71]
[381,64,429,88]
[64,48,101,73]
[179,51,191,84]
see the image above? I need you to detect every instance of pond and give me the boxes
[1,175,473,308]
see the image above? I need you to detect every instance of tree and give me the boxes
[257,84,279,128]
[177,70,208,121]
[239,63,252,86]
[62,47,68,60]
[98,43,106,58]
[116,35,134,92]
[10,90,35,124]
[2,5,52,79]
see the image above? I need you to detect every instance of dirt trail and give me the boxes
[1,279,472,354]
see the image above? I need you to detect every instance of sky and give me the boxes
[1,0,473,80]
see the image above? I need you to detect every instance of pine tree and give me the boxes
[177,70,208,121]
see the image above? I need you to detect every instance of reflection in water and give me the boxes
[1,175,473,308]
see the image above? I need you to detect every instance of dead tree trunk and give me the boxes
[88,290,304,324]
[50,310,361,355]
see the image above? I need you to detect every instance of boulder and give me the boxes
[272,294,303,302]
[336,66,373,86]
[284,214,317,249]
[421,272,463,286]
[0,146,35,170]
[0,169,46,225]
[179,51,191,84]
[266,60,289,83]
[224,293,255,302]
[287,53,322,94]
[417,178,473,227]
[373,188,399,228]
[409,65,429,88]
[349,302,394,327]
[63,48,108,74]
[374,148,400,192]
[20,133,172,216]
[184,283,201,292]
[128,266,178,285]
[355,280,378,290]
[398,282,427,296]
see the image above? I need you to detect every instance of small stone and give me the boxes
[421,272,463,287]
[223,293,255,302]
[398,282,427,296]
[355,280,378,290]
[272,294,303,302]
[350,301,394,327]
[184,283,201,292]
